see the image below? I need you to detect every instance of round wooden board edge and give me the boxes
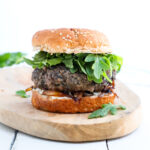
[0,104,142,142]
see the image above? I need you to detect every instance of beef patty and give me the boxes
[32,65,116,92]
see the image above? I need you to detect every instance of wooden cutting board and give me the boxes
[0,66,142,142]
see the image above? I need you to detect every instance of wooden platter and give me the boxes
[0,66,142,142]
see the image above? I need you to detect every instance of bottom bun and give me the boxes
[32,90,116,113]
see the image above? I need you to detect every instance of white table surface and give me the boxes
[0,61,150,150]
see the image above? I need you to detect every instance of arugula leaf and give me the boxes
[110,106,117,115]
[108,54,123,72]
[16,90,30,98]
[47,58,62,66]
[76,60,87,74]
[34,51,49,61]
[0,52,26,68]
[116,105,126,110]
[88,103,111,118]
[100,57,111,71]
[92,55,102,79]
[23,58,34,65]
[24,51,123,83]
[70,67,78,73]
[0,53,10,67]
[85,54,95,62]
[102,71,112,83]
[76,53,88,58]
[102,57,112,76]
[86,65,103,83]
[63,59,73,68]
[88,103,126,119]
[63,54,72,59]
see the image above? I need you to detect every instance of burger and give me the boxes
[24,28,123,113]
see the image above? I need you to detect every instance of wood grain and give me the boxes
[0,66,142,142]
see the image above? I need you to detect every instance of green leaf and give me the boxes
[76,60,87,74]
[86,65,103,83]
[63,54,72,59]
[100,57,111,71]
[88,103,112,119]
[16,90,30,98]
[0,53,10,62]
[23,57,34,65]
[55,53,61,57]
[92,55,102,79]
[47,58,62,66]
[110,106,117,115]
[102,57,112,76]
[70,67,78,73]
[63,58,73,68]
[116,105,126,110]
[0,53,10,67]
[85,54,96,62]
[0,52,26,68]
[88,103,126,119]
[108,55,123,72]
[76,53,88,59]
[102,71,112,83]
[86,65,93,80]
[34,51,49,61]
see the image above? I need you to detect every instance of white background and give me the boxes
[0,0,150,149]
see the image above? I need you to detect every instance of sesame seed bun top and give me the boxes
[32,28,112,54]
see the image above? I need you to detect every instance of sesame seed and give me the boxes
[59,32,62,35]
[62,37,65,39]
[90,41,93,44]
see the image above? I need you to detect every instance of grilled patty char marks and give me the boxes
[32,65,116,92]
